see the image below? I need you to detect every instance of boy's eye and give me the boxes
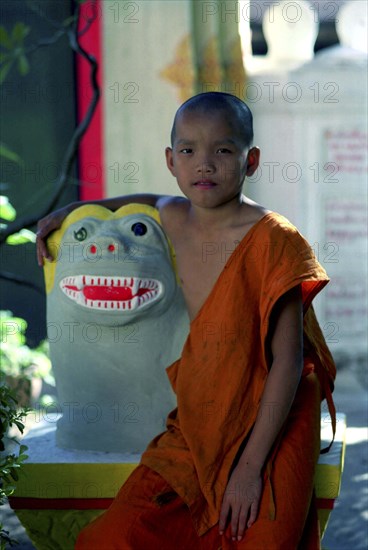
[74,227,87,241]
[131,222,147,236]
[217,148,232,154]
[180,148,193,154]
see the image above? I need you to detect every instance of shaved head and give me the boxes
[170,92,254,148]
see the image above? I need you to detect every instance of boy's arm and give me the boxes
[36,193,169,266]
[219,285,304,541]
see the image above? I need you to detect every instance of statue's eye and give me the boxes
[131,222,147,236]
[74,227,87,241]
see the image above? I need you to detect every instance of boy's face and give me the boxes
[165,109,259,209]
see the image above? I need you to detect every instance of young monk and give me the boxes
[36,92,336,549]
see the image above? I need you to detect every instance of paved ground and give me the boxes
[2,365,367,550]
[321,364,368,550]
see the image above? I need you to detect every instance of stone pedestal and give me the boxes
[8,414,139,549]
[317,411,347,534]
[8,412,346,547]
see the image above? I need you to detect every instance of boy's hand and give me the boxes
[219,463,262,542]
[36,207,70,266]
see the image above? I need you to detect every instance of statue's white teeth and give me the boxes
[131,278,140,296]
[75,275,84,290]
[60,275,162,310]
[77,292,86,306]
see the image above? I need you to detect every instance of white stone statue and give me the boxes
[44,204,189,453]
[336,0,368,54]
[263,0,319,68]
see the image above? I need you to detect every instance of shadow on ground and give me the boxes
[322,365,368,550]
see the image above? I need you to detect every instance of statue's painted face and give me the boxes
[44,204,178,325]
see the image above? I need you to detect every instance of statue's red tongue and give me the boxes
[65,285,149,301]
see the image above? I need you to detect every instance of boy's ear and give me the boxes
[245,147,260,176]
[165,147,176,177]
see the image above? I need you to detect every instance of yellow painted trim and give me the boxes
[315,464,344,499]
[318,508,332,540]
[14,463,138,499]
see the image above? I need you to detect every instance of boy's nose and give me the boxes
[197,161,215,174]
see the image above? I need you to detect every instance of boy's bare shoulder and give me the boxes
[239,196,272,227]
[156,195,190,225]
[156,195,190,210]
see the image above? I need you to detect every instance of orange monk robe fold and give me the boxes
[140,211,336,536]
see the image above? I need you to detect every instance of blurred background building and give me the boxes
[1,0,367,368]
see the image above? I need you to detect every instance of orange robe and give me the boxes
[76,212,336,549]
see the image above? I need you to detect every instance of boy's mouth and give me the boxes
[193,179,217,188]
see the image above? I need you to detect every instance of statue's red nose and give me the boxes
[89,244,116,254]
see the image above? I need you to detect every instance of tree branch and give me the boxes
[0,270,44,295]
[78,0,99,38]
[25,29,66,55]
[0,4,100,245]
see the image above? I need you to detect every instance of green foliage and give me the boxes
[0,22,35,247]
[0,196,36,246]
[0,195,36,244]
[0,383,29,549]
[0,196,16,223]
[0,22,30,84]
[0,311,54,384]
[0,17,35,549]
[0,311,52,548]
[0,144,22,166]
[5,229,36,245]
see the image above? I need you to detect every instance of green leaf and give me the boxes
[0,196,16,221]
[18,54,29,76]
[0,26,12,49]
[4,391,17,404]
[0,60,13,85]
[0,52,10,63]
[0,143,23,165]
[12,22,30,44]
[3,484,16,496]
[19,445,28,454]
[14,420,25,432]
[10,470,19,481]
[6,229,36,245]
